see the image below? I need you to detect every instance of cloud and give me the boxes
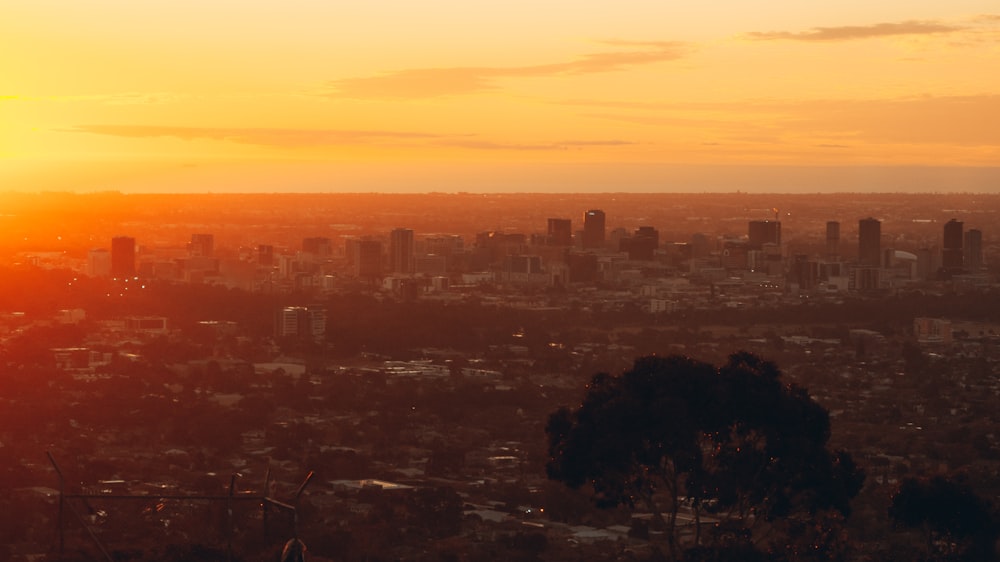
[559,140,636,147]
[61,125,448,147]
[326,42,687,99]
[61,125,639,152]
[746,20,962,41]
[440,139,637,151]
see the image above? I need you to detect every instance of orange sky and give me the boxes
[2,1,999,193]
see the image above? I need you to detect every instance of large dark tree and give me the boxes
[889,474,997,561]
[546,352,864,559]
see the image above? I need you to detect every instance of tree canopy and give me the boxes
[545,352,864,558]
[889,474,997,561]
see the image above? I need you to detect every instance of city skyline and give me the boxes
[2,1,1000,194]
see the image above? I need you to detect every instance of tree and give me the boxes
[889,474,997,561]
[545,352,864,559]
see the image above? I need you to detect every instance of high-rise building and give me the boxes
[302,237,333,257]
[965,229,983,271]
[347,238,383,278]
[942,219,964,271]
[582,210,605,250]
[275,306,326,339]
[111,236,136,278]
[626,226,659,260]
[258,244,275,267]
[826,221,840,258]
[791,255,819,291]
[389,228,415,274]
[189,234,214,257]
[858,218,881,267]
[748,220,781,250]
[547,218,572,246]
[87,248,111,278]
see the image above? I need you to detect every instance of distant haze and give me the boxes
[3,2,999,193]
[2,161,999,194]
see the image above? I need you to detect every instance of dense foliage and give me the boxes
[546,352,865,559]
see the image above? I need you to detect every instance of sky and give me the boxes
[2,1,999,193]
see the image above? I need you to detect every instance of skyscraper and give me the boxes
[858,218,881,267]
[302,236,333,257]
[258,244,274,267]
[942,219,964,271]
[547,218,572,246]
[111,236,136,278]
[355,239,383,278]
[626,226,659,260]
[189,233,214,257]
[582,210,605,250]
[275,306,326,340]
[826,221,840,258]
[389,228,414,274]
[965,229,983,271]
[87,248,111,278]
[748,220,781,249]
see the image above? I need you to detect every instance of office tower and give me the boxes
[858,218,881,266]
[87,248,111,278]
[547,218,572,246]
[627,226,659,261]
[111,236,136,278]
[826,221,840,258]
[424,235,464,256]
[791,255,818,291]
[258,244,275,267]
[748,220,781,249]
[302,236,333,257]
[355,239,383,278]
[275,306,326,339]
[389,228,415,274]
[690,233,711,258]
[582,210,605,250]
[189,233,214,257]
[965,229,983,271]
[942,219,964,271]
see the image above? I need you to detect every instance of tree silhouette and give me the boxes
[546,352,864,559]
[889,474,997,561]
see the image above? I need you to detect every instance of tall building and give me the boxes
[965,229,983,271]
[275,306,326,340]
[547,218,572,246]
[87,248,111,278]
[791,255,819,291]
[189,234,214,257]
[748,220,781,250]
[826,221,840,258]
[582,210,605,250]
[942,219,964,271]
[258,244,275,267]
[302,236,333,257]
[111,236,136,278]
[389,228,414,274]
[626,226,659,260]
[858,218,881,267]
[355,239,383,278]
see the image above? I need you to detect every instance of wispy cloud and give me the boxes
[61,125,449,147]
[579,95,1000,147]
[61,124,639,152]
[440,139,637,151]
[746,20,962,41]
[325,42,688,99]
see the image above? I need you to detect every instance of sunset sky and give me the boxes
[2,1,999,193]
